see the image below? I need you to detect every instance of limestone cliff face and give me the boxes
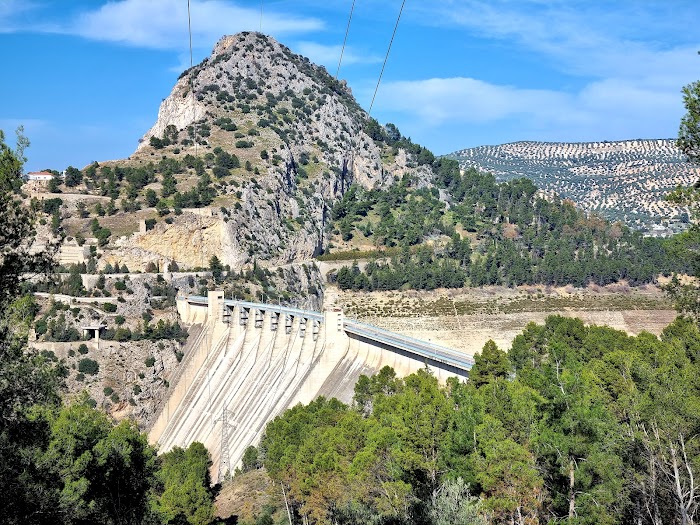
[132,32,432,266]
[134,214,227,268]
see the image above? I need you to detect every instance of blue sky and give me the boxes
[1,0,699,172]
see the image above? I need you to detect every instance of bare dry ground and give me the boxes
[215,469,285,522]
[335,284,676,358]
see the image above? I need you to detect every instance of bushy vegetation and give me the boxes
[206,259,318,305]
[101,319,188,344]
[33,301,82,342]
[261,316,700,525]
[78,357,99,375]
[332,165,691,290]
[0,128,217,525]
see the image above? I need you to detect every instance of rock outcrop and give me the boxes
[129,32,431,267]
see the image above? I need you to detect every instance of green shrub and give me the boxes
[242,445,261,472]
[78,358,99,375]
[95,227,111,247]
[35,318,48,336]
[145,356,156,367]
[110,393,120,403]
[78,343,88,354]
[103,386,114,396]
[133,384,142,395]
[113,327,132,342]
[40,350,57,362]
[103,302,117,313]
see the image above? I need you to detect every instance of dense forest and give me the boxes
[330,162,694,291]
[257,315,700,525]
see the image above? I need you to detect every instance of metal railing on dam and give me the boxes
[342,319,474,371]
[179,295,473,372]
[183,295,324,322]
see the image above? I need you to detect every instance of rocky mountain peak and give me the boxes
[127,32,433,267]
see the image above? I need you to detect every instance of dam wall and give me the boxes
[150,293,472,479]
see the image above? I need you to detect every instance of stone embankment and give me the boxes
[337,286,676,355]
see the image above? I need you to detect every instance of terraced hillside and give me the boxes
[448,140,700,233]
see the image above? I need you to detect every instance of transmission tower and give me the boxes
[215,407,236,482]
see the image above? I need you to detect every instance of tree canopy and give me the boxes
[0,128,216,525]
[678,78,700,164]
[259,317,700,525]
[331,169,689,291]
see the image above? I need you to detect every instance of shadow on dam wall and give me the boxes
[148,292,471,481]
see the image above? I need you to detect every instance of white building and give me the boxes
[24,171,56,182]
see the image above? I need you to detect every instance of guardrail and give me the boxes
[179,296,323,322]
[226,299,324,322]
[179,295,472,372]
[343,319,473,371]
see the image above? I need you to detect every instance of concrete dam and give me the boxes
[148,292,474,479]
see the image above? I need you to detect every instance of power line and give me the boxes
[369,0,406,115]
[187,0,204,269]
[187,0,193,68]
[187,0,198,158]
[336,0,356,79]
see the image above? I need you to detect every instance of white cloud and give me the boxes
[374,75,685,142]
[0,0,34,17]
[429,1,699,81]
[371,1,698,147]
[293,41,382,72]
[375,78,575,125]
[0,0,40,32]
[63,0,323,50]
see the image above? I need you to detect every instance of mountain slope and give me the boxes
[43,33,693,291]
[119,31,432,267]
[447,140,700,233]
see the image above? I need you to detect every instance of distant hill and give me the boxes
[446,140,700,234]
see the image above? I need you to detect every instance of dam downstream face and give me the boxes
[149,293,473,479]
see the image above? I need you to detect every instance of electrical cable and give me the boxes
[187,0,197,158]
[336,0,356,79]
[369,0,406,115]
[186,1,205,278]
